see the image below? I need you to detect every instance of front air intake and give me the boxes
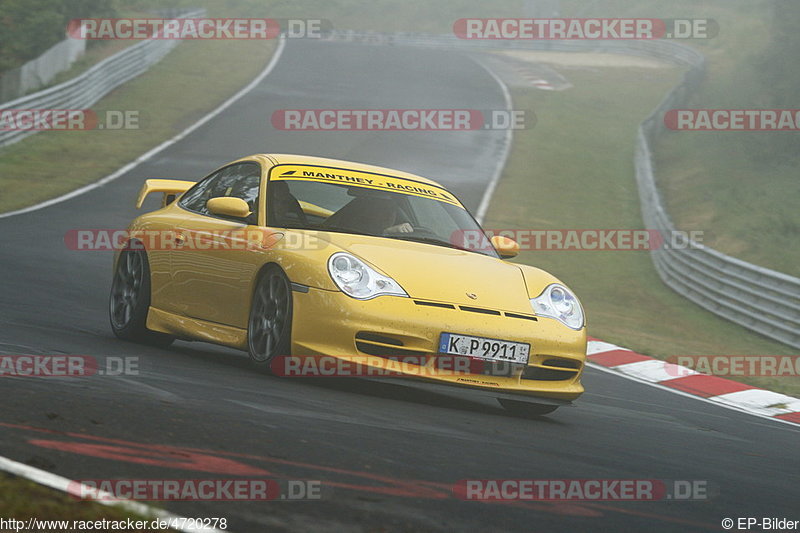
[354,331,426,358]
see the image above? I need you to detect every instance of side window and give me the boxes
[179,162,261,222]
[179,172,221,215]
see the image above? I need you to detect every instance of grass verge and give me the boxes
[556,0,798,277]
[651,4,800,277]
[0,473,159,529]
[484,65,799,397]
[0,37,274,213]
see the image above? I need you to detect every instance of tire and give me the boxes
[247,265,293,371]
[497,398,559,417]
[109,247,174,348]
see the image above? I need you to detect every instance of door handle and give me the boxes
[174,233,186,246]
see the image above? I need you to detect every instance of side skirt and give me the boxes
[146,307,248,351]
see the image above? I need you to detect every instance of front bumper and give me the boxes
[290,287,586,402]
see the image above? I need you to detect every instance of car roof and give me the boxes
[257,153,445,188]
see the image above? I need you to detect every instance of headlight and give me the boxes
[530,283,584,330]
[327,252,408,300]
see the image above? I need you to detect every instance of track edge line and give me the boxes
[0,455,225,532]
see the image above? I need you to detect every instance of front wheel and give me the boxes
[109,247,174,347]
[247,265,293,371]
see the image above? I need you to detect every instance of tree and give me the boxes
[0,0,117,72]
[754,0,800,160]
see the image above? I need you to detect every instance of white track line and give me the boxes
[0,36,286,220]
[612,359,699,383]
[472,57,514,225]
[586,340,624,355]
[0,456,224,532]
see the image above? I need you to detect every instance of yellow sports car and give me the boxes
[109,154,586,415]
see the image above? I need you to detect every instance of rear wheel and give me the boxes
[109,247,174,347]
[497,398,559,417]
[247,265,293,371]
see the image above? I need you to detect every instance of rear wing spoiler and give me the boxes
[135,179,196,209]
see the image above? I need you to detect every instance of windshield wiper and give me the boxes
[388,234,469,251]
[318,225,379,238]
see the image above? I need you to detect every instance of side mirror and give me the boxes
[491,235,519,259]
[207,197,251,219]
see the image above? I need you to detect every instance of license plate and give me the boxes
[438,333,530,364]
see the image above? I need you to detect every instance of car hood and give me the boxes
[315,231,534,313]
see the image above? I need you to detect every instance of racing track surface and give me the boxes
[0,39,797,532]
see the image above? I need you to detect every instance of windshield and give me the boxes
[267,165,498,257]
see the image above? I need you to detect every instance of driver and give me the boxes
[268,180,307,227]
[364,198,413,234]
[323,195,413,235]
[385,220,413,234]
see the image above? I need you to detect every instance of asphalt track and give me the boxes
[1,38,798,532]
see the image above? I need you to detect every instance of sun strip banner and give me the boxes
[270,165,463,207]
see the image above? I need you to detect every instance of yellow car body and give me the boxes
[111,154,586,409]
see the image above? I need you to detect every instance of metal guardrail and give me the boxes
[634,53,800,349]
[325,31,800,348]
[0,9,205,148]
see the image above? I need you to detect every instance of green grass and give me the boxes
[0,473,158,529]
[0,38,274,213]
[650,4,800,277]
[46,40,138,89]
[555,1,799,277]
[484,66,799,397]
